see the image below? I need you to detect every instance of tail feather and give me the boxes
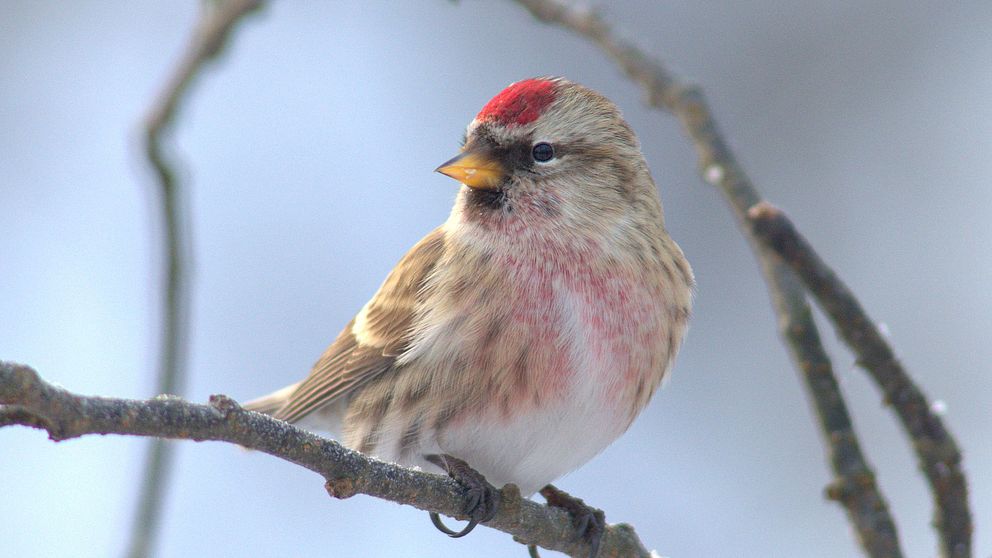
[243,381,302,418]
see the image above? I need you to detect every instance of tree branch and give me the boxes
[748,202,972,558]
[0,362,653,558]
[759,259,902,557]
[509,1,961,556]
[131,1,263,557]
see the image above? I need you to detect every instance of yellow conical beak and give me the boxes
[435,147,506,190]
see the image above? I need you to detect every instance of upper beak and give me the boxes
[435,146,506,190]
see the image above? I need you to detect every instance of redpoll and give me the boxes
[248,77,693,555]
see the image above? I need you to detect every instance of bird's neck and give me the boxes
[446,185,665,270]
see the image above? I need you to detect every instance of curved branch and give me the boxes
[748,202,971,558]
[510,1,911,557]
[0,362,653,558]
[131,1,264,557]
[761,260,902,557]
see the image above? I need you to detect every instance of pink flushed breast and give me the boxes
[568,269,664,390]
[434,241,672,495]
[486,238,665,418]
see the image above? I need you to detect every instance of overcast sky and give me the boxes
[2,2,991,557]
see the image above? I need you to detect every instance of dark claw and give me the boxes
[424,454,500,539]
[429,511,479,538]
[539,485,606,558]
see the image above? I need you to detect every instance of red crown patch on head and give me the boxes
[476,79,557,127]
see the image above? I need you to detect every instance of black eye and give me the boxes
[532,142,554,162]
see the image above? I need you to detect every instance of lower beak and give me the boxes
[435,148,506,190]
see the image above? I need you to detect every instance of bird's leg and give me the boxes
[539,484,605,558]
[424,453,500,538]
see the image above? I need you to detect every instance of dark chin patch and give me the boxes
[465,188,508,212]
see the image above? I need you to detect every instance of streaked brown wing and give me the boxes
[272,228,445,424]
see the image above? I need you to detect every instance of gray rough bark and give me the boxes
[129,1,264,557]
[0,362,652,558]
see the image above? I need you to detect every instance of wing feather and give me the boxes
[272,228,445,424]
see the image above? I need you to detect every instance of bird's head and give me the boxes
[438,77,663,233]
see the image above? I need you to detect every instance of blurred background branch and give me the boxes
[128,1,262,557]
[748,202,972,557]
[513,1,969,557]
[1,1,986,557]
[761,263,902,558]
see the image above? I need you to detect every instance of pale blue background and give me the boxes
[2,2,991,557]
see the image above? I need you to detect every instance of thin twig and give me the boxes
[748,202,972,558]
[509,1,918,556]
[761,263,901,557]
[131,1,263,557]
[1,362,652,558]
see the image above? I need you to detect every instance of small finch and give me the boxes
[248,77,693,555]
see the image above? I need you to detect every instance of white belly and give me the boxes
[423,278,637,496]
[431,382,628,496]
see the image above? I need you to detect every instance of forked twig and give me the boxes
[749,202,971,558]
[511,1,969,556]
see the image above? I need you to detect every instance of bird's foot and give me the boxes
[539,484,605,558]
[424,453,500,538]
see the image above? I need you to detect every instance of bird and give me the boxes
[246,77,693,557]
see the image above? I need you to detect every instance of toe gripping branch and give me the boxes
[529,484,606,558]
[424,454,500,538]
[422,457,604,558]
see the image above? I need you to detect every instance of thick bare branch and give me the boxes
[0,362,652,558]
[748,202,972,558]
[510,1,912,557]
[131,1,264,557]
